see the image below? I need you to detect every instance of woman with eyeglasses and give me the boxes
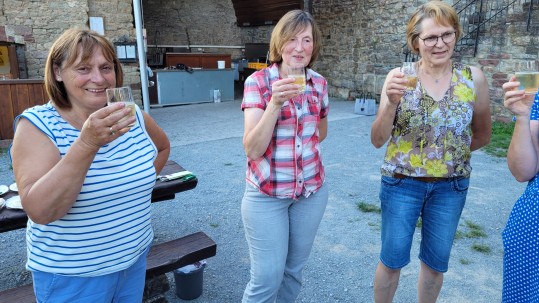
[370,1,491,302]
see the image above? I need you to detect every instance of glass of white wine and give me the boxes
[287,66,306,94]
[401,62,418,90]
[106,86,136,127]
[515,61,539,95]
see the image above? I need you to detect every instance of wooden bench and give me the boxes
[0,231,217,303]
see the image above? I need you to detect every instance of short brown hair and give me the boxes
[406,1,462,54]
[44,28,123,108]
[269,10,322,68]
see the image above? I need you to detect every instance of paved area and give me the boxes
[0,98,527,302]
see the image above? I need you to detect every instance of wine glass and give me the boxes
[106,86,136,127]
[401,62,418,90]
[287,66,306,94]
[515,61,539,95]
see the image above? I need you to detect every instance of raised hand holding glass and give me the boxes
[287,66,306,93]
[401,62,418,90]
[106,86,136,127]
[515,61,539,95]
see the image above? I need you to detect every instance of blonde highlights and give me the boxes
[406,1,462,54]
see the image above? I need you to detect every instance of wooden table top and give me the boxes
[0,160,197,233]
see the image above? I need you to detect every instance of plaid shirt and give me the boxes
[241,63,329,199]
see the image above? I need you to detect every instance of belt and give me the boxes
[393,173,450,183]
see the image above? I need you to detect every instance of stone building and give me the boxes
[0,0,537,120]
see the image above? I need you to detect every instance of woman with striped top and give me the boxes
[10,28,170,302]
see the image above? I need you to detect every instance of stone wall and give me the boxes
[313,0,539,119]
[141,0,274,60]
[0,0,537,118]
[314,0,417,101]
[0,0,143,102]
[0,0,89,78]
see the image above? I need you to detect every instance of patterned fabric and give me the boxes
[11,102,157,277]
[241,63,329,199]
[502,92,539,302]
[381,62,475,178]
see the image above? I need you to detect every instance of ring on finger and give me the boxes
[109,126,116,136]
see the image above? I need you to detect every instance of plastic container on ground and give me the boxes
[174,260,207,300]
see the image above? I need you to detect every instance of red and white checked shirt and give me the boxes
[241,63,329,199]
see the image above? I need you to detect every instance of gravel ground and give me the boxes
[0,99,526,302]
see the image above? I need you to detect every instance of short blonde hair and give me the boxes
[269,10,322,68]
[44,28,123,108]
[406,1,462,54]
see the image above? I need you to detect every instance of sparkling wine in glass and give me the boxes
[287,66,306,93]
[402,62,418,90]
[515,61,539,95]
[106,86,136,127]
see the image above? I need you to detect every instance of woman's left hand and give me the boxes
[78,102,136,150]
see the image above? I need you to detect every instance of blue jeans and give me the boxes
[32,245,150,303]
[379,176,469,272]
[241,184,328,303]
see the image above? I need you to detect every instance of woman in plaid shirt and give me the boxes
[240,9,330,303]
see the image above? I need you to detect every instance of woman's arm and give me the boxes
[12,104,132,224]
[504,77,539,182]
[371,68,405,148]
[318,117,328,142]
[243,77,296,159]
[142,111,170,174]
[469,66,492,151]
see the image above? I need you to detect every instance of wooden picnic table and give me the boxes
[0,160,197,233]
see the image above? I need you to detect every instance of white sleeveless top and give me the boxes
[13,102,157,276]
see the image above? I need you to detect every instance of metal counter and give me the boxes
[155,69,234,106]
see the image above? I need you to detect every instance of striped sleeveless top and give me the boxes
[13,102,157,276]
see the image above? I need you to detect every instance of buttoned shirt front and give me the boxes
[242,63,329,199]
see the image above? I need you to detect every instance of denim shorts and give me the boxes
[378,175,469,273]
[32,245,150,303]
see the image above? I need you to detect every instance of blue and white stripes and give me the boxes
[16,102,157,276]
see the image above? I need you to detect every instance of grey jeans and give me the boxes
[241,184,328,303]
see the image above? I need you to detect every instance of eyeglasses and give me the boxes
[418,31,456,47]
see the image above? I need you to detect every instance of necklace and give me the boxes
[423,67,452,84]
[434,72,450,83]
[419,61,452,84]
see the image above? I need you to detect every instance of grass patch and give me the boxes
[416,217,422,228]
[357,202,381,214]
[471,243,492,254]
[460,258,471,265]
[463,220,487,238]
[209,223,219,228]
[367,221,381,230]
[482,121,514,158]
[454,230,465,240]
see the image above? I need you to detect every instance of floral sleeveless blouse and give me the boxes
[381,62,475,178]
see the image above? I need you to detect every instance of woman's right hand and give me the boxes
[79,102,136,150]
[503,75,534,118]
[385,71,407,106]
[271,77,299,107]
